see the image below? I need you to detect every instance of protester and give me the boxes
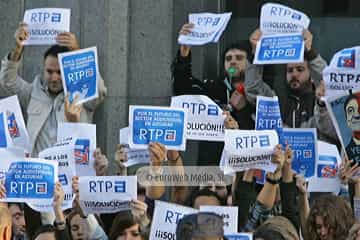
[8,203,28,240]
[109,211,148,240]
[0,22,107,157]
[306,195,354,240]
[176,212,225,240]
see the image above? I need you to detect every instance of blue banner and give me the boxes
[283,129,316,178]
[130,106,186,150]
[254,34,304,64]
[60,47,98,104]
[5,161,55,199]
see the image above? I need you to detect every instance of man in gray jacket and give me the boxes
[245,28,337,143]
[0,22,107,157]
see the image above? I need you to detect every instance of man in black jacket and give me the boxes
[172,23,256,165]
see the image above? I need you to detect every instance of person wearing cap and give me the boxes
[176,212,226,240]
[245,28,338,144]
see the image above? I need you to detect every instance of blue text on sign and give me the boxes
[89,180,126,193]
[182,102,218,115]
[165,210,185,224]
[197,17,220,27]
[236,135,270,149]
[30,12,61,23]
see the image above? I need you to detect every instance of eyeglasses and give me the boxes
[225,54,245,62]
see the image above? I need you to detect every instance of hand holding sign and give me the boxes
[271,144,285,170]
[149,142,166,167]
[339,156,359,184]
[179,23,194,57]
[249,28,262,54]
[64,94,83,122]
[224,111,239,129]
[53,182,65,210]
[56,32,79,51]
[303,29,313,52]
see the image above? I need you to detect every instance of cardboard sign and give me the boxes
[178,12,232,45]
[129,106,187,151]
[223,129,278,172]
[282,128,317,178]
[0,158,58,203]
[57,123,96,176]
[323,46,360,96]
[171,95,225,142]
[149,200,198,240]
[58,47,99,105]
[79,176,137,215]
[23,8,70,45]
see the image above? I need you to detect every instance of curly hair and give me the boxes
[306,195,354,240]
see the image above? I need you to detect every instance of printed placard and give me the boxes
[58,47,99,105]
[0,96,31,153]
[171,95,225,142]
[57,122,96,176]
[260,3,310,35]
[324,91,360,165]
[129,106,187,151]
[223,129,278,172]
[0,158,58,203]
[79,176,137,215]
[119,127,150,167]
[27,140,76,212]
[254,34,305,64]
[200,205,238,234]
[149,200,198,240]
[23,8,70,45]
[255,96,283,142]
[282,128,317,178]
[323,46,360,96]
[178,12,232,45]
[254,3,310,64]
[308,141,341,194]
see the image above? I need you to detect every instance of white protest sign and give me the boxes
[308,141,341,194]
[129,106,187,151]
[223,129,278,172]
[200,205,238,235]
[323,46,360,96]
[260,3,310,35]
[0,157,58,203]
[119,127,150,167]
[23,8,70,45]
[0,112,14,149]
[282,128,317,178]
[178,12,232,45]
[226,233,253,240]
[27,140,76,212]
[58,47,99,105]
[171,95,225,142]
[78,176,137,215]
[0,96,31,153]
[149,200,198,240]
[254,3,310,64]
[57,122,96,176]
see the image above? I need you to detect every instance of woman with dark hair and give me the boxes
[109,211,148,240]
[306,195,354,240]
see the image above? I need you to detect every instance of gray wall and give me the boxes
[2,0,360,170]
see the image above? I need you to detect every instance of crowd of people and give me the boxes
[0,7,359,240]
